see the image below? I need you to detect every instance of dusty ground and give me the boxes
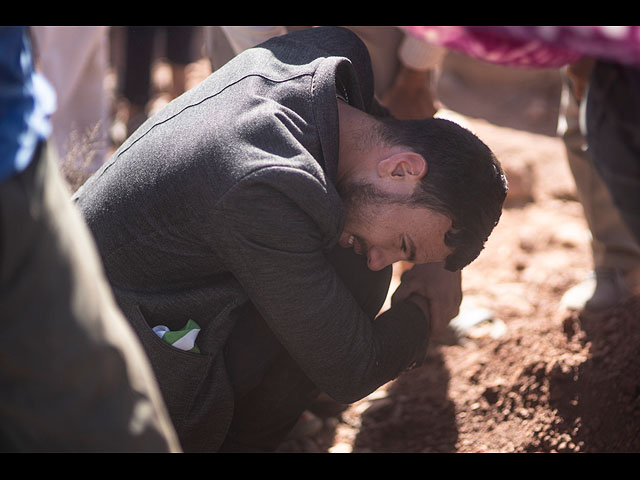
[96,47,640,454]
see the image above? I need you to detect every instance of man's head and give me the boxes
[336,112,507,272]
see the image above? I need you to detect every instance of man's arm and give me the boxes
[212,173,431,403]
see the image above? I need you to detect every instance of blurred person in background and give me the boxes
[0,26,180,452]
[30,26,111,189]
[558,65,640,313]
[111,26,200,142]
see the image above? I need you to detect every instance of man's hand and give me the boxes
[391,262,462,339]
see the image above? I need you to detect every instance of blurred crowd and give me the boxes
[27,27,205,190]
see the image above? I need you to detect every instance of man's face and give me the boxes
[337,182,453,271]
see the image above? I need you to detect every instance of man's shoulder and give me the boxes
[260,26,368,64]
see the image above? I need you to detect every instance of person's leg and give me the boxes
[121,27,157,135]
[219,246,391,452]
[123,26,156,108]
[560,74,640,312]
[586,62,640,258]
[218,303,322,452]
[164,26,197,99]
[0,141,180,452]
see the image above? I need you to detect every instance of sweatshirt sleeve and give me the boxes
[211,168,430,403]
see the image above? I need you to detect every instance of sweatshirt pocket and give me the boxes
[129,305,213,427]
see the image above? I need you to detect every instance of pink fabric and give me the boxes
[401,26,640,68]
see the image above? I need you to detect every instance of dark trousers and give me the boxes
[0,142,179,452]
[123,26,196,107]
[219,246,392,452]
[586,61,640,245]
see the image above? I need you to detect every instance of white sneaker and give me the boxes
[561,268,631,313]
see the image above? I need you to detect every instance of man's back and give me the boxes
[73,27,432,451]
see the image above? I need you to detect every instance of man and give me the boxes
[1,27,180,452]
[73,27,507,452]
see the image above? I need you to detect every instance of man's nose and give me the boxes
[366,247,395,271]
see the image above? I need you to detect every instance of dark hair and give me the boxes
[376,117,508,271]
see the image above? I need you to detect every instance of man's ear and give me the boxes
[378,152,427,181]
